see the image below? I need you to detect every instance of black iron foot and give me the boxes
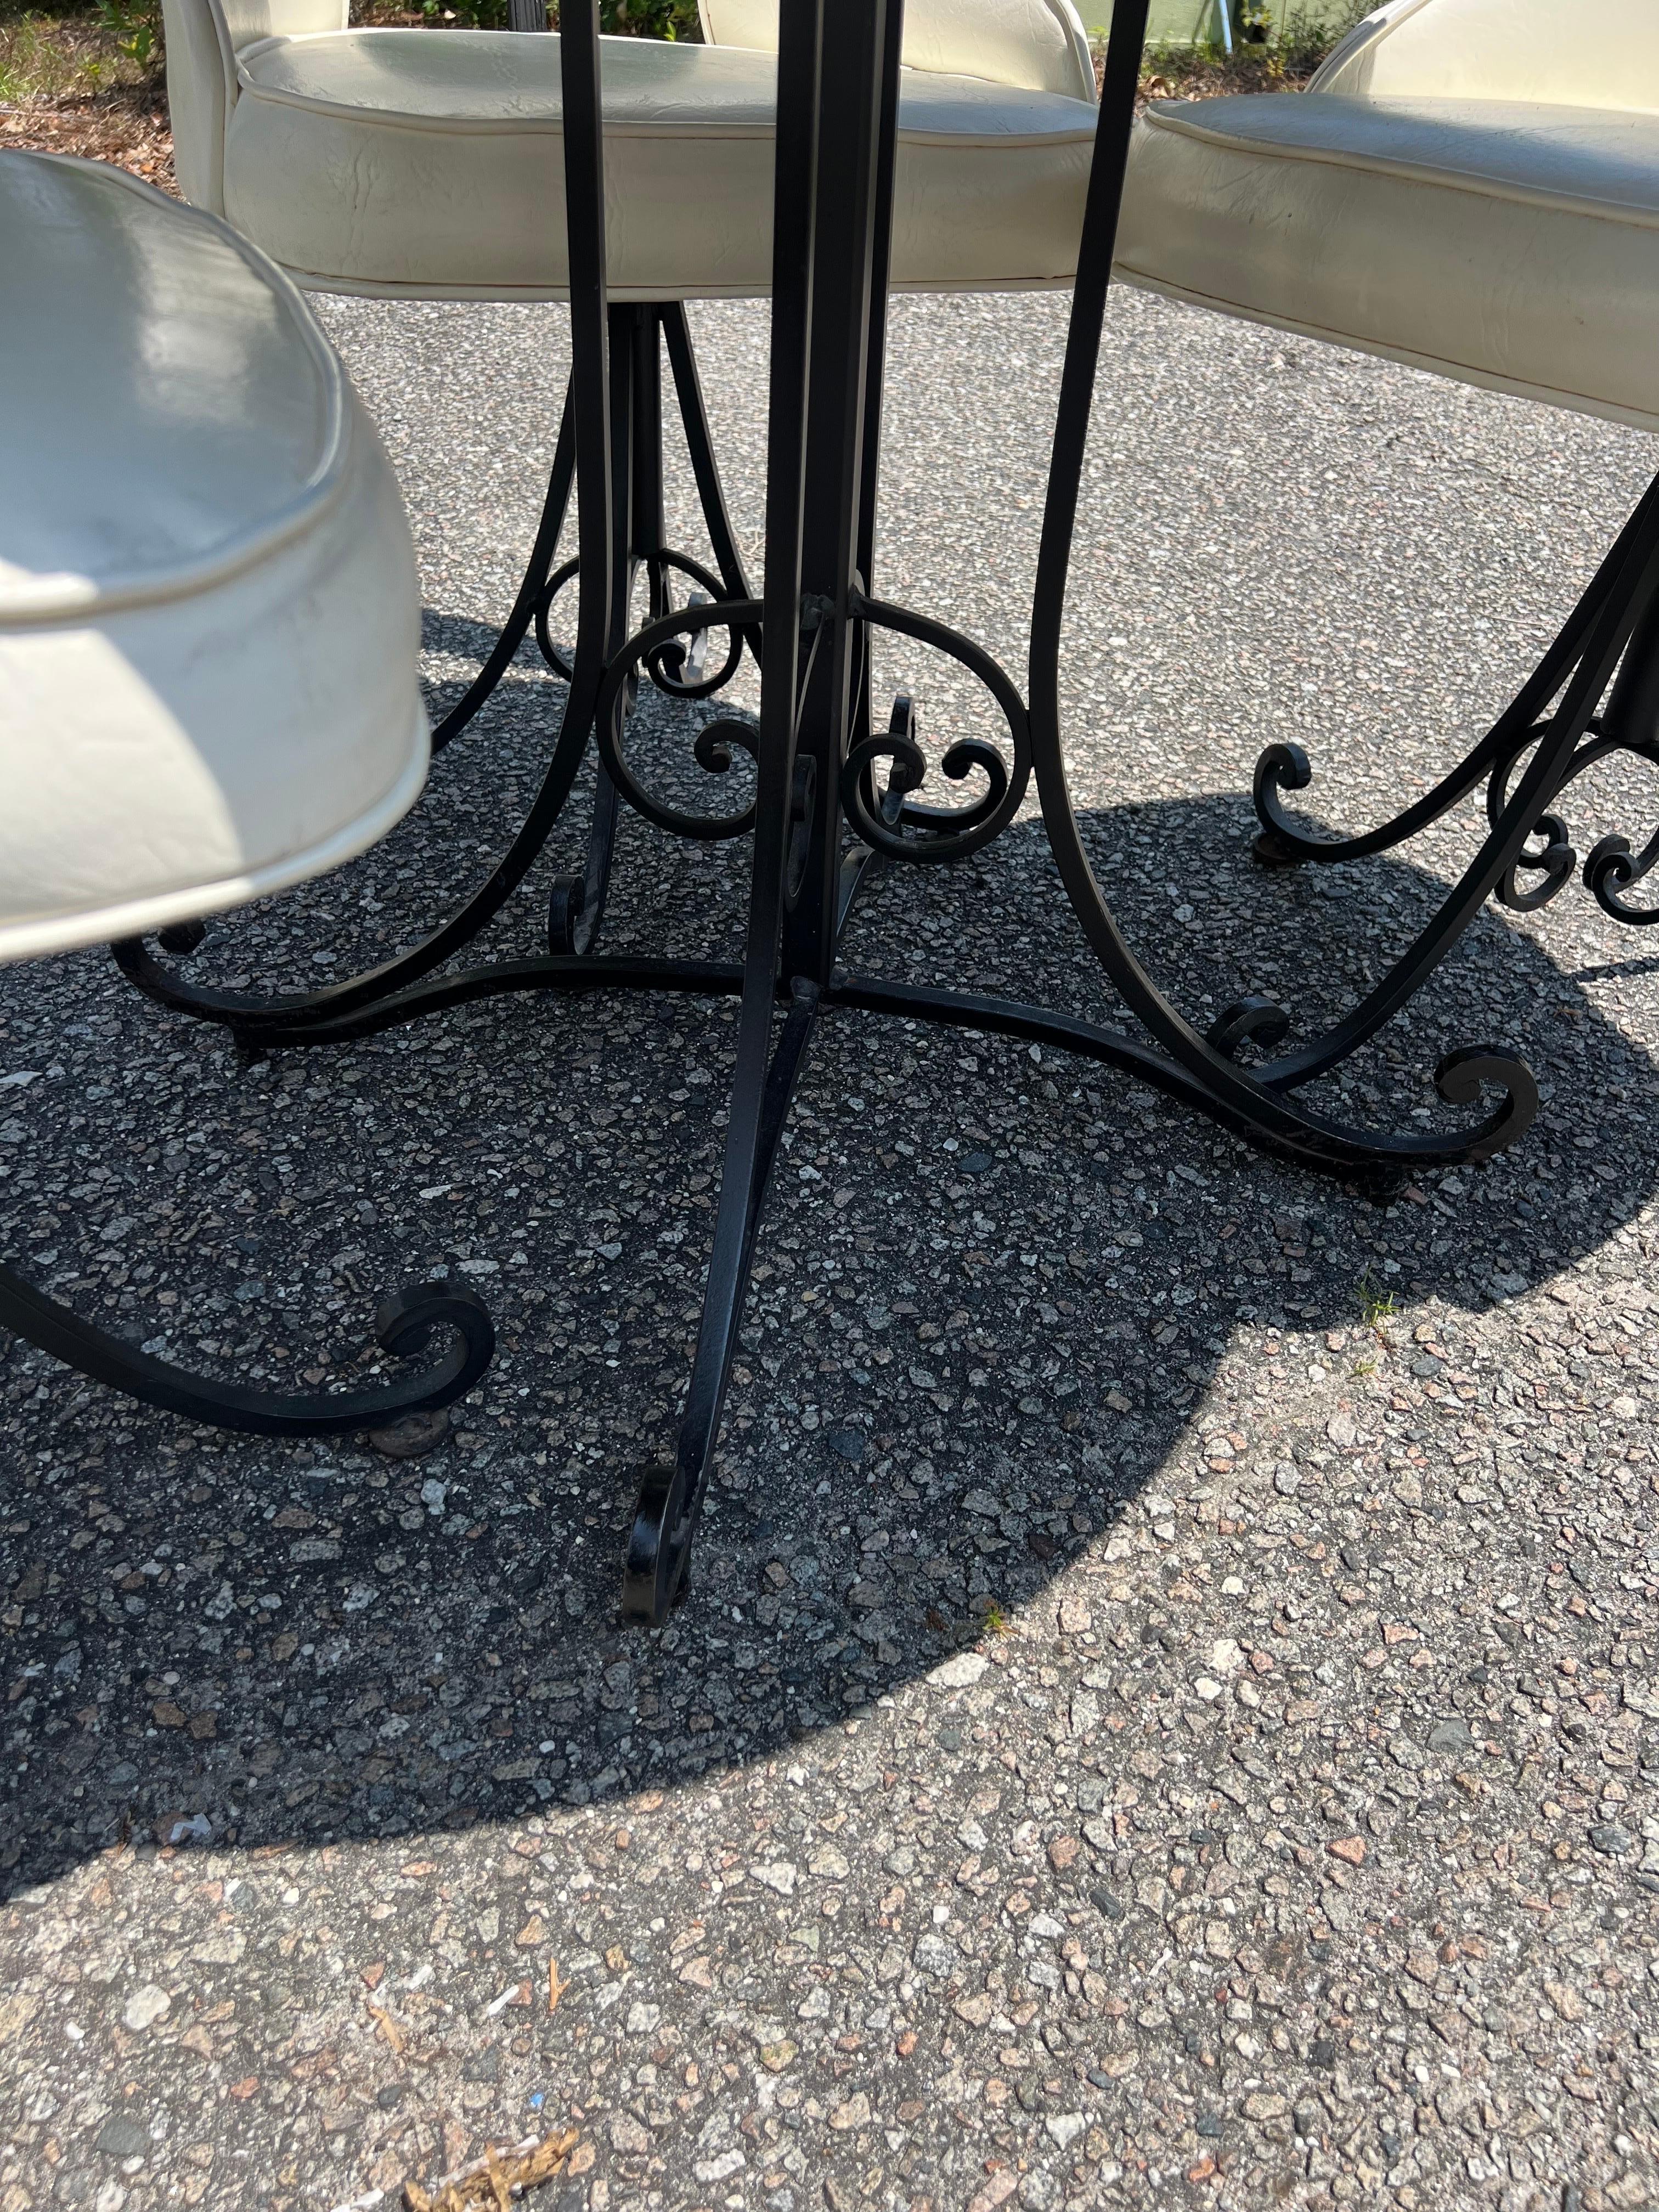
[0,1267,494,1437]
[1207,995,1291,1058]
[1250,826,1304,870]
[620,984,820,1626]
[546,874,589,955]
[622,1460,693,1626]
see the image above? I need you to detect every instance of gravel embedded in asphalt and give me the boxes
[3,283,1659,2212]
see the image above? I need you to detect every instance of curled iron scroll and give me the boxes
[594,597,767,840]
[838,593,1031,864]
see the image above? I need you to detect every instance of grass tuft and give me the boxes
[1357,1269,1397,1334]
[0,8,128,102]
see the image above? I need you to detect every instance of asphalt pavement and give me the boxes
[3,278,1659,2212]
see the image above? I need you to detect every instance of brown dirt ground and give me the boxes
[2,85,174,189]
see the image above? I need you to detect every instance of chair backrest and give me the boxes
[162,0,348,213]
[698,0,1098,104]
[1311,0,1659,115]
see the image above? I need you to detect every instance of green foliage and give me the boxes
[417,0,509,24]
[1279,0,1369,66]
[1116,0,1369,73]
[93,0,159,70]
[0,0,159,95]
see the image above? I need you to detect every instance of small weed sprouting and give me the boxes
[1358,1269,1397,1334]
[982,1602,1010,1638]
[1,9,118,101]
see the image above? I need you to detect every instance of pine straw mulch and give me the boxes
[1,84,174,189]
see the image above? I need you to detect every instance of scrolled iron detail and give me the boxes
[1255,668,1659,931]
[841,692,1015,864]
[1250,741,1319,866]
[537,549,751,701]
[641,558,751,699]
[693,716,761,780]
[1584,830,1659,925]
[837,596,1030,863]
[1496,810,1576,912]
[1431,1048,1539,1164]
[1485,717,1659,921]
[533,555,583,682]
[1486,724,1584,913]
[594,596,767,840]
[1208,996,1291,1059]
[0,1266,495,1438]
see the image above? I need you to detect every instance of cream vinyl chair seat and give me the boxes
[172,13,1098,300]
[0,149,427,965]
[1115,0,1659,432]
[0,149,495,1442]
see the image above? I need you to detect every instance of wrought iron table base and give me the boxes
[52,0,1659,1617]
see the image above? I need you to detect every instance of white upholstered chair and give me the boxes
[1112,0,1659,911]
[160,0,1101,301]
[1115,0,1659,433]
[0,149,493,1436]
[0,149,427,964]
[153,0,1102,939]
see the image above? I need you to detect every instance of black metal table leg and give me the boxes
[429,392,576,758]
[622,983,820,1621]
[619,0,843,1621]
[436,0,755,761]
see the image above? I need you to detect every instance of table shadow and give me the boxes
[2,785,1655,1893]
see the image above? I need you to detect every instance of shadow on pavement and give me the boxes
[2,781,1655,1893]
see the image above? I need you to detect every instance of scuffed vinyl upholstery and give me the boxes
[225,32,1096,298]
[163,0,1099,300]
[0,152,428,962]
[160,0,348,216]
[1116,4,1659,432]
